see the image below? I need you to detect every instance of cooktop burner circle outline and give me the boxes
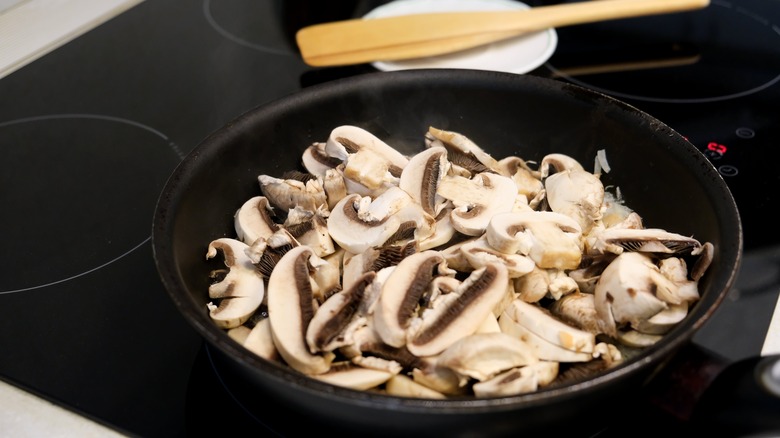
[547,0,780,104]
[202,0,295,56]
[204,345,282,435]
[0,113,182,295]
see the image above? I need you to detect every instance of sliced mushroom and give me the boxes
[567,256,613,294]
[312,361,397,391]
[227,325,251,344]
[436,172,517,236]
[549,292,606,336]
[418,207,457,251]
[474,313,502,334]
[373,251,453,348]
[496,156,544,200]
[658,257,701,303]
[306,271,376,353]
[635,302,689,335]
[498,307,593,363]
[234,196,279,245]
[426,126,501,174]
[435,332,539,382]
[283,206,335,257]
[588,227,703,256]
[399,145,450,216]
[258,174,328,213]
[485,211,583,270]
[546,269,579,301]
[593,251,672,338]
[539,153,584,178]
[385,374,448,399]
[617,329,664,348]
[267,245,334,375]
[244,228,299,278]
[343,148,400,191]
[326,125,409,172]
[544,168,604,234]
[302,141,342,177]
[327,187,435,254]
[340,324,428,372]
[513,265,551,304]
[472,361,559,398]
[205,238,266,329]
[501,299,595,354]
[322,167,348,210]
[460,236,536,279]
[243,317,281,362]
[342,241,416,291]
[411,364,469,395]
[407,262,509,357]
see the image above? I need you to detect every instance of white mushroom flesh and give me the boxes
[201,125,714,398]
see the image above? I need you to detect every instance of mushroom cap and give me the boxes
[486,210,583,270]
[267,245,334,375]
[437,172,517,236]
[205,238,266,329]
[407,262,510,357]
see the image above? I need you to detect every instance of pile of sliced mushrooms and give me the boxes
[205,125,714,398]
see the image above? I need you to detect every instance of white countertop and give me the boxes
[0,379,127,437]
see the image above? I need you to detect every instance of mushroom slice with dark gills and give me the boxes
[425,126,501,174]
[543,167,605,235]
[342,240,417,291]
[539,152,585,178]
[283,205,335,258]
[593,251,694,338]
[496,156,544,201]
[245,228,299,278]
[406,262,510,357]
[267,245,335,375]
[373,251,455,348]
[327,187,435,254]
[399,145,451,217]
[258,173,328,214]
[233,195,279,246]
[587,227,704,257]
[306,271,377,354]
[472,361,559,398]
[435,332,539,382]
[485,211,583,270]
[205,238,266,329]
[302,141,342,177]
[325,125,409,175]
[549,292,606,336]
[436,172,517,236]
[459,236,536,279]
[419,206,459,252]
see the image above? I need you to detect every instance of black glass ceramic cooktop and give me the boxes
[0,1,778,437]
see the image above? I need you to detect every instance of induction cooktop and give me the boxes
[0,1,778,437]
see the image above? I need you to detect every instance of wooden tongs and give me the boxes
[296,0,710,67]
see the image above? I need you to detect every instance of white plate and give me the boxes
[363,0,557,74]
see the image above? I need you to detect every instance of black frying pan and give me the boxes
[152,69,742,436]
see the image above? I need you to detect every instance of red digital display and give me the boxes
[707,142,728,155]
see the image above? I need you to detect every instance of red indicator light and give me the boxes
[707,142,728,155]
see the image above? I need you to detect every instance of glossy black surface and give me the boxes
[0,0,778,436]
